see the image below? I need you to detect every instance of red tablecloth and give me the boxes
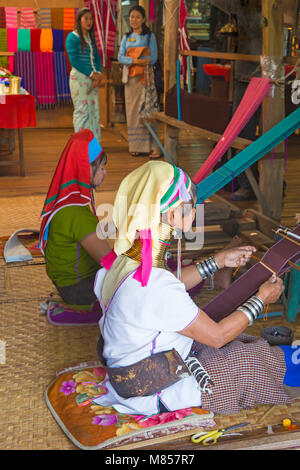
[0,94,36,129]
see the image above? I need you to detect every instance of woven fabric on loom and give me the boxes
[14,51,36,97]
[4,7,18,28]
[54,52,71,103]
[0,28,8,68]
[0,7,6,28]
[20,7,37,29]
[37,8,52,29]
[63,8,75,31]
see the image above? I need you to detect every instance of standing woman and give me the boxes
[66,7,102,142]
[118,5,161,158]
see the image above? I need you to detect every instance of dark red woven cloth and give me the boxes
[0,7,5,28]
[203,225,300,322]
[30,29,41,51]
[0,94,36,129]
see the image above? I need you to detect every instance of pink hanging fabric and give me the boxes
[149,0,155,23]
[4,7,18,28]
[20,7,37,29]
[6,28,18,73]
[193,77,272,184]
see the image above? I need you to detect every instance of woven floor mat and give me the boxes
[0,262,53,302]
[0,299,99,450]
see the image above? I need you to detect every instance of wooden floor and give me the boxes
[0,125,299,229]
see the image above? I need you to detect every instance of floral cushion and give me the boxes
[45,362,215,450]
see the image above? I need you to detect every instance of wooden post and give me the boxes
[163,0,179,165]
[139,0,149,15]
[259,1,285,221]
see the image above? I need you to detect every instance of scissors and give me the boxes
[191,422,250,445]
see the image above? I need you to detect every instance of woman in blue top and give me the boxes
[118,5,161,158]
[66,7,102,142]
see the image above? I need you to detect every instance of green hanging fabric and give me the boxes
[17,29,31,52]
[0,28,9,68]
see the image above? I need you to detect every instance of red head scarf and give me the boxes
[39,129,103,255]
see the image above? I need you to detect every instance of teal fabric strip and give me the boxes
[197,107,300,203]
[17,29,31,51]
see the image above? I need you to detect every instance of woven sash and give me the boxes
[203,225,300,322]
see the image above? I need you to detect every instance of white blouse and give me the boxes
[93,266,202,415]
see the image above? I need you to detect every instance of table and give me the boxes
[0,93,36,176]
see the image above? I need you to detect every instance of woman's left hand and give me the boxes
[215,245,256,269]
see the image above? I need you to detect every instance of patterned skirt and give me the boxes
[191,334,291,414]
[69,68,101,142]
[125,76,159,154]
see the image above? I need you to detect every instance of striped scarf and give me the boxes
[63,8,75,30]
[37,8,51,29]
[20,7,37,29]
[4,7,18,28]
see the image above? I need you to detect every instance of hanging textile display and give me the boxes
[193,77,273,184]
[14,51,36,97]
[0,7,6,28]
[179,0,191,82]
[52,30,64,52]
[40,29,53,52]
[85,0,117,68]
[4,7,18,29]
[51,9,64,30]
[20,7,37,29]
[53,52,71,104]
[63,8,75,31]
[34,51,56,108]
[6,28,18,72]
[0,28,8,68]
[17,29,31,52]
[37,8,52,29]
[30,29,41,52]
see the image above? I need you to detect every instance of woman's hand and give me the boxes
[88,72,103,94]
[132,58,150,65]
[214,245,256,269]
[257,275,284,304]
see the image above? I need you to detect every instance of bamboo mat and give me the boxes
[1,184,300,449]
[1,256,300,449]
